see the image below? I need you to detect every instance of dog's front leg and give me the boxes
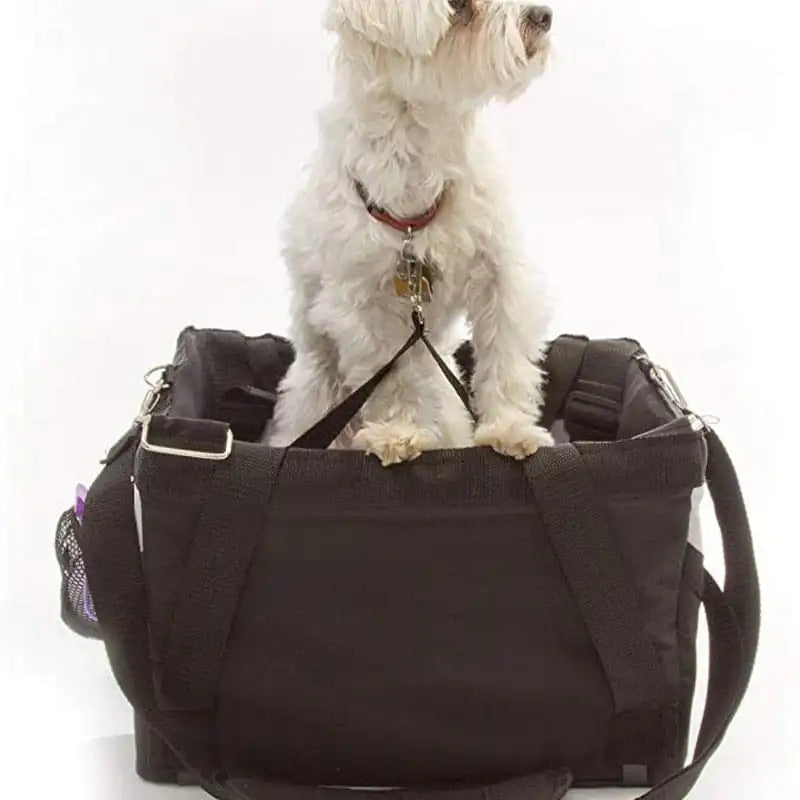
[269,345,343,447]
[269,293,344,446]
[465,252,554,460]
[337,316,445,466]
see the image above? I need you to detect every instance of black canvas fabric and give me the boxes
[61,328,759,800]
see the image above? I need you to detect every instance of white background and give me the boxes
[2,0,799,797]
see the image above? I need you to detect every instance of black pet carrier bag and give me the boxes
[56,324,759,800]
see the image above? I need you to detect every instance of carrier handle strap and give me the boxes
[524,446,674,758]
[523,429,758,799]
[158,442,288,709]
[291,311,475,450]
[203,771,572,800]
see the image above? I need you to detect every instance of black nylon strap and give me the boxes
[538,335,589,429]
[704,429,760,679]
[291,326,422,449]
[160,444,287,709]
[292,312,475,449]
[523,446,671,726]
[630,429,759,799]
[630,572,741,799]
[563,338,641,441]
[218,771,572,800]
[415,313,478,424]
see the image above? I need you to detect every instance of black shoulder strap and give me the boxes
[78,425,757,800]
[630,428,759,799]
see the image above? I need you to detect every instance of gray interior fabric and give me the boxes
[618,361,679,440]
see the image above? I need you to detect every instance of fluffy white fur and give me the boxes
[269,0,555,466]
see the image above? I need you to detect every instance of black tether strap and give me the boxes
[291,311,476,450]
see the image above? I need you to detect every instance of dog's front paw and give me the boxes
[474,416,554,460]
[353,423,440,467]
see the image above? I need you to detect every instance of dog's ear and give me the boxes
[325,0,452,57]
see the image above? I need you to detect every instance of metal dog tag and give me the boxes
[394,236,441,304]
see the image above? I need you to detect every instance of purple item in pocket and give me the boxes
[75,484,88,522]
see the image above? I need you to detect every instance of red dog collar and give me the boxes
[354,180,446,234]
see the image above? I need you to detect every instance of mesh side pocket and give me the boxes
[55,507,102,639]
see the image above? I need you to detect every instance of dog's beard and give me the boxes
[501,31,552,100]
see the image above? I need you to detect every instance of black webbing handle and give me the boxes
[524,445,672,760]
[290,311,475,450]
[205,769,572,800]
[159,444,287,710]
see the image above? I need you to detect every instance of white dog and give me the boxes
[269,0,555,466]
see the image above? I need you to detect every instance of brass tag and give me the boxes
[394,274,432,303]
[394,256,440,304]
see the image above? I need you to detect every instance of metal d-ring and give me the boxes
[139,415,234,461]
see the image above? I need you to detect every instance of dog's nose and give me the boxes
[525,5,553,32]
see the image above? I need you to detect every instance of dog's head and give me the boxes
[326,1,553,107]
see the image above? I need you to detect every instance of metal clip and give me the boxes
[134,364,233,460]
[652,363,688,410]
[636,355,708,432]
[135,365,171,424]
[404,229,423,309]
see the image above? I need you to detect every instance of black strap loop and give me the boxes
[563,339,642,441]
[413,311,478,424]
[538,335,589,430]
